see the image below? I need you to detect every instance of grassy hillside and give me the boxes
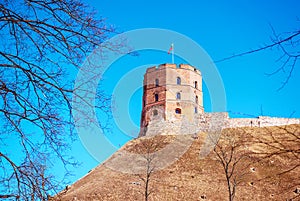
[53,124,300,200]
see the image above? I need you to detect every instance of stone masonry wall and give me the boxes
[141,112,300,137]
[228,116,300,128]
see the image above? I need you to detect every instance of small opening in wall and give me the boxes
[154,93,159,102]
[195,81,198,89]
[176,92,181,100]
[195,95,198,104]
[195,107,198,114]
[175,108,181,114]
[153,109,158,116]
[177,77,181,85]
[194,68,197,72]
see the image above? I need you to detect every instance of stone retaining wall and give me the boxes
[227,116,300,128]
[140,112,300,137]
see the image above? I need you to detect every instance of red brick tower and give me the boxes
[140,63,203,136]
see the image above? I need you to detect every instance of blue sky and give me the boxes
[65,0,300,184]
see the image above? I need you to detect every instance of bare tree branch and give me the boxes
[215,31,300,63]
[215,25,300,90]
[0,0,124,199]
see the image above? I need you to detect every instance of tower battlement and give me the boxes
[146,63,201,75]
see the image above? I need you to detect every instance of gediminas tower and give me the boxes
[139,63,300,137]
[140,63,203,132]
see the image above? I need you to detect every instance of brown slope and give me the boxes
[53,125,300,201]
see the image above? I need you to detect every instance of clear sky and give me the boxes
[63,0,300,185]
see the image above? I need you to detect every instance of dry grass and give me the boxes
[124,135,176,154]
[53,124,300,201]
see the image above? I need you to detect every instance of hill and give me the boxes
[53,124,300,200]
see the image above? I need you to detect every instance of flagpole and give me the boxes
[168,43,174,64]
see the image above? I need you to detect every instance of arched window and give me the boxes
[195,95,198,104]
[176,77,181,85]
[154,93,159,102]
[194,107,198,114]
[155,78,159,87]
[153,109,158,116]
[175,108,181,114]
[176,92,181,100]
[195,81,198,89]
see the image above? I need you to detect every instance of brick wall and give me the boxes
[140,64,203,130]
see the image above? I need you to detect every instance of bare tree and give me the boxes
[216,26,300,90]
[250,125,300,200]
[211,125,300,200]
[211,130,252,201]
[140,149,155,201]
[133,137,165,201]
[0,0,123,199]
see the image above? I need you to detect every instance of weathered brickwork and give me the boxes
[139,64,300,137]
[140,63,203,133]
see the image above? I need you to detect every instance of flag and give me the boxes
[168,43,173,54]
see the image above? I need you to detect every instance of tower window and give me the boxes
[195,95,198,104]
[176,92,181,100]
[143,100,146,107]
[155,79,159,87]
[154,93,159,102]
[195,107,198,114]
[153,109,158,116]
[175,108,181,114]
[195,81,198,89]
[177,77,181,85]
